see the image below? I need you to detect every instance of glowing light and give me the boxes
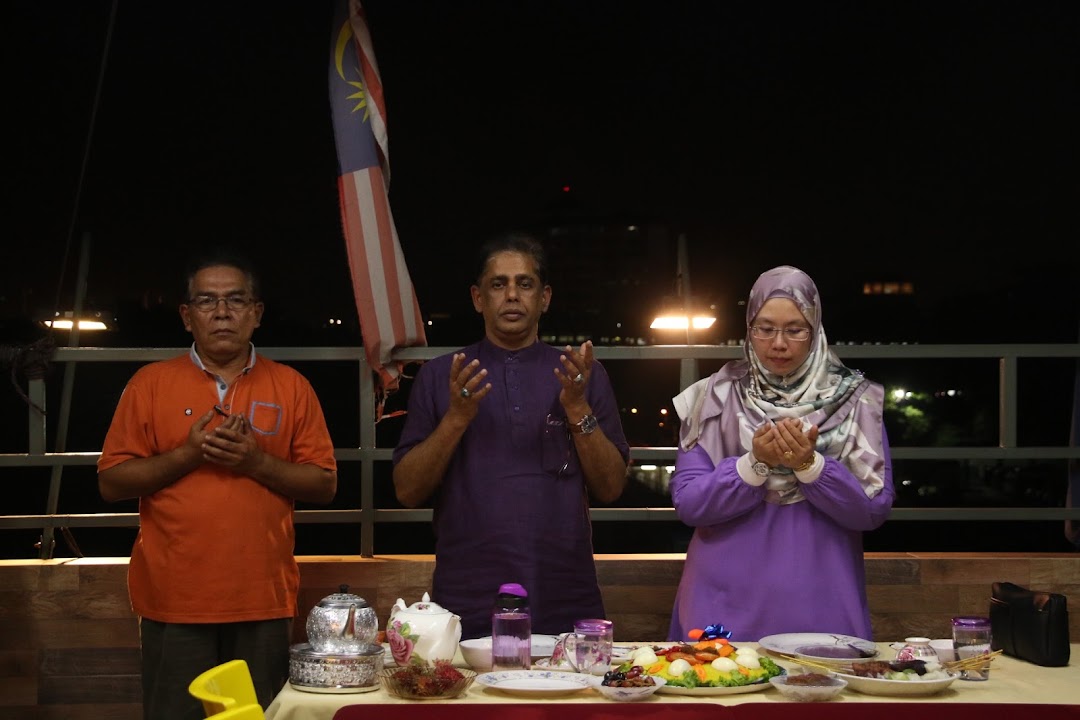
[650,315,716,330]
[44,320,108,331]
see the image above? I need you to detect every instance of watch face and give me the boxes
[579,414,599,434]
[752,461,770,477]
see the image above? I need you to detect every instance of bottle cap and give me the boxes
[498,583,528,598]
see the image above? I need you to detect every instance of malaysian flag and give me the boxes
[329,0,426,411]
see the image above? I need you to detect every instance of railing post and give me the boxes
[27,378,47,456]
[359,356,376,557]
[999,354,1018,448]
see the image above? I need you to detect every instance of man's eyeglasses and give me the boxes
[187,295,256,312]
[749,325,811,341]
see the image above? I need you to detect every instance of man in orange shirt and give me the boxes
[98,249,337,720]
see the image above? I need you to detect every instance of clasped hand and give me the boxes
[190,409,261,473]
[752,417,819,468]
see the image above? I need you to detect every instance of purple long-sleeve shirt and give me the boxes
[667,425,894,643]
[394,338,630,639]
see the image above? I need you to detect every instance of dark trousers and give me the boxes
[139,617,291,720]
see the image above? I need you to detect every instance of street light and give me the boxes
[650,305,717,331]
[649,234,714,390]
[41,311,112,331]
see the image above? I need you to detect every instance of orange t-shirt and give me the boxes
[98,352,336,623]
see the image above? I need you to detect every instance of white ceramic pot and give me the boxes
[386,592,462,665]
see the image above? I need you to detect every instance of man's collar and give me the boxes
[188,342,257,375]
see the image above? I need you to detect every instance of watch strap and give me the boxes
[569,414,598,435]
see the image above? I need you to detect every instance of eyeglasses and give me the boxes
[187,295,256,312]
[749,325,811,341]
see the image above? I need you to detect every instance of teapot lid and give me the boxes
[396,592,450,614]
[316,584,371,610]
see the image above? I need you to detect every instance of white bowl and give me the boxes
[593,675,667,701]
[459,635,558,671]
[769,673,847,702]
[929,638,957,663]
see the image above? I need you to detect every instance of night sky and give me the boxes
[4,0,1078,342]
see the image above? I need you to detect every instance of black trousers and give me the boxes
[139,617,291,720]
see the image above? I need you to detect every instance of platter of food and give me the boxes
[656,678,777,696]
[621,639,785,696]
[757,632,879,660]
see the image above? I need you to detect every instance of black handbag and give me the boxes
[989,581,1070,667]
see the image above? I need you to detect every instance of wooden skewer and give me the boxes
[944,649,1003,671]
[773,653,853,673]
[778,649,1002,676]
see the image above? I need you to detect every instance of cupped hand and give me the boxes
[557,341,593,409]
[449,352,490,419]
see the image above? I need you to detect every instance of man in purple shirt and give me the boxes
[393,232,630,639]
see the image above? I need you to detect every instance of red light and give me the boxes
[562,185,571,193]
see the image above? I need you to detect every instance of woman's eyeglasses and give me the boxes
[749,325,811,341]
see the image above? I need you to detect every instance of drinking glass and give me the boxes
[952,616,992,680]
[552,619,613,675]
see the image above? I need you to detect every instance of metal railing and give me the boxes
[2,342,1079,558]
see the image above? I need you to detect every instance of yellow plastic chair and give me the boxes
[212,704,265,720]
[187,659,261,717]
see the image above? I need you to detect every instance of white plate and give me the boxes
[655,678,775,696]
[475,670,596,697]
[532,657,574,671]
[835,670,960,697]
[757,633,878,660]
[533,644,638,671]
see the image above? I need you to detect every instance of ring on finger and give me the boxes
[573,373,584,384]
[784,451,793,460]
[460,387,470,398]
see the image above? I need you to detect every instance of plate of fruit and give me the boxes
[593,666,667,701]
[624,638,785,696]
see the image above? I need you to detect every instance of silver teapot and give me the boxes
[305,584,379,654]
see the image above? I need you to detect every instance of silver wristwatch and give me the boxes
[569,414,599,435]
[752,460,771,477]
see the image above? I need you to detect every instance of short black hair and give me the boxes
[474,232,548,286]
[183,247,261,300]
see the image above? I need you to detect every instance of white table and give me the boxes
[267,642,1079,720]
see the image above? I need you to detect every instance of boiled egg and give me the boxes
[710,656,738,673]
[734,652,761,669]
[668,658,693,677]
[631,647,659,666]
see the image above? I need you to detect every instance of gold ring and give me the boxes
[784,451,793,460]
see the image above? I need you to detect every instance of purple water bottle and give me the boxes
[492,583,531,671]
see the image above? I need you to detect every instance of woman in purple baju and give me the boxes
[667,265,894,643]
